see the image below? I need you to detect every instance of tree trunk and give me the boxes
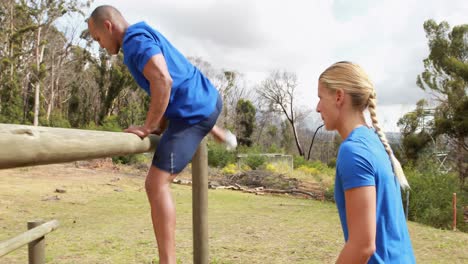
[290,119,304,156]
[457,137,467,190]
[33,27,42,126]
[46,56,56,122]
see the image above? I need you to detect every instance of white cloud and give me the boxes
[88,0,468,131]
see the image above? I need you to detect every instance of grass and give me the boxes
[0,163,467,263]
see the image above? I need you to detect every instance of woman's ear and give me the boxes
[335,89,345,106]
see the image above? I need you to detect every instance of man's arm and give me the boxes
[336,186,376,264]
[124,53,172,138]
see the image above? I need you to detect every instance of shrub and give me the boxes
[265,163,278,173]
[240,164,252,171]
[221,163,238,174]
[293,156,307,169]
[244,155,267,170]
[41,111,71,128]
[112,153,149,166]
[405,161,467,232]
[207,142,236,168]
[297,166,319,176]
[324,185,335,202]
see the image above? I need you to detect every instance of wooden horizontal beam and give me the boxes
[0,220,59,257]
[0,124,160,169]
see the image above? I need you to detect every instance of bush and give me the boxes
[41,111,71,128]
[324,185,335,202]
[208,142,236,168]
[266,143,283,154]
[112,153,149,165]
[405,161,467,232]
[100,115,122,132]
[293,156,308,169]
[265,163,277,173]
[297,166,319,176]
[244,155,267,170]
[221,163,238,174]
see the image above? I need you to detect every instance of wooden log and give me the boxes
[0,220,59,257]
[0,124,159,169]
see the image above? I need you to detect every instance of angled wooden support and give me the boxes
[0,220,59,259]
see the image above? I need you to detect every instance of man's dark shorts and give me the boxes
[152,95,222,174]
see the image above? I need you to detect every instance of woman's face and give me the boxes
[316,81,339,131]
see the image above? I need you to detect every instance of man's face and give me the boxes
[88,18,119,55]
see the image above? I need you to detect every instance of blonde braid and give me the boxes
[368,94,410,189]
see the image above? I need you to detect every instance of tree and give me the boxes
[94,51,138,125]
[397,99,433,163]
[25,0,87,126]
[0,0,29,123]
[417,19,468,188]
[257,70,305,156]
[235,99,256,147]
[280,120,294,152]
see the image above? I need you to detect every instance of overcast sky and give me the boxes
[81,0,467,131]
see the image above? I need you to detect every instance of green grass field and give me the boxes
[0,164,467,263]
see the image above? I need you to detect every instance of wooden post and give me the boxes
[453,193,457,231]
[28,220,45,264]
[192,140,208,264]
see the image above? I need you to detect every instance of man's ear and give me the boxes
[103,20,112,32]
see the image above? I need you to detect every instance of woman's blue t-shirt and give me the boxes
[335,126,416,263]
[122,22,218,124]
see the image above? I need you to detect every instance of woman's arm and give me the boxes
[336,186,376,264]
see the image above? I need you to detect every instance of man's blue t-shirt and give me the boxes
[335,126,415,263]
[122,22,219,124]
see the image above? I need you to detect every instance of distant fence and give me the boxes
[0,124,209,264]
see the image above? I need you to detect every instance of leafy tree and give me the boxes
[280,120,294,152]
[235,99,256,147]
[0,0,34,123]
[25,0,87,126]
[417,19,468,187]
[397,99,433,163]
[91,51,138,125]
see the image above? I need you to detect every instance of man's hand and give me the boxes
[124,125,151,138]
[151,127,165,136]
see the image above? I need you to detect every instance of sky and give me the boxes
[74,0,468,131]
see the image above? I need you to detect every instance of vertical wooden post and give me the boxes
[453,193,457,231]
[192,140,208,264]
[28,220,45,264]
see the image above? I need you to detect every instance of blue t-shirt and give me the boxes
[122,22,219,124]
[335,126,415,263]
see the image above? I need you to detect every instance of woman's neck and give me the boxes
[336,110,367,140]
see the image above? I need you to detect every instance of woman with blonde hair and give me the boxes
[316,61,415,263]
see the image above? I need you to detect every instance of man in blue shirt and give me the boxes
[88,5,236,263]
